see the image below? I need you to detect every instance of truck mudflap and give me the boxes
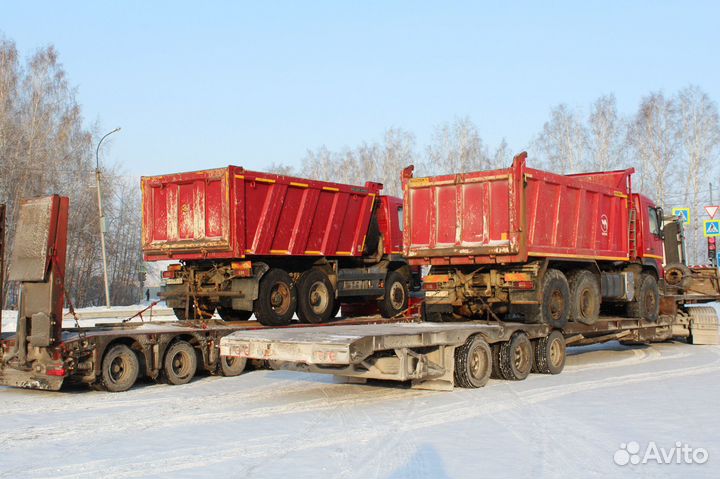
[0,365,64,390]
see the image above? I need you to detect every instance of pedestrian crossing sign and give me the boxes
[672,208,690,225]
[704,219,720,237]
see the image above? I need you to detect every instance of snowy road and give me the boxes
[1,339,718,478]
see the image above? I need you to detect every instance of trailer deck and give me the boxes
[220,312,718,391]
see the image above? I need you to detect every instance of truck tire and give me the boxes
[173,301,214,320]
[297,269,336,324]
[533,330,565,374]
[454,335,492,388]
[498,332,533,380]
[173,307,193,321]
[626,273,659,322]
[254,268,297,326]
[378,270,408,318]
[490,343,503,379]
[162,340,197,385]
[664,263,692,289]
[101,344,140,392]
[219,355,247,377]
[217,306,253,322]
[567,269,600,325]
[527,269,570,329]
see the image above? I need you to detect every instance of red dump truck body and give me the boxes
[142,167,381,261]
[402,153,634,266]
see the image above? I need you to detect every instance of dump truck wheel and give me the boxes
[254,268,297,326]
[378,270,408,318]
[101,344,140,392]
[454,335,492,388]
[626,273,659,322]
[567,269,600,325]
[163,340,197,385]
[217,307,252,322]
[297,269,336,324]
[528,269,570,328]
[499,332,533,380]
[219,355,247,377]
[533,330,566,374]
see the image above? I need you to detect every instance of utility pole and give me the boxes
[96,127,121,308]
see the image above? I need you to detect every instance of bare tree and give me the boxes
[534,104,587,174]
[677,86,720,264]
[424,117,490,175]
[588,94,626,171]
[628,92,680,207]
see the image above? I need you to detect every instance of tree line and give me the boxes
[273,91,719,266]
[0,38,143,308]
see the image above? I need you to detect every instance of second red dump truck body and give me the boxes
[402,153,636,265]
[142,167,382,261]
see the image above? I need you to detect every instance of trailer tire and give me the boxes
[527,269,570,328]
[162,340,198,385]
[378,270,408,318]
[454,335,492,388]
[217,306,253,322]
[626,273,659,322]
[499,332,533,380]
[297,269,336,324]
[664,263,692,289]
[219,355,247,377]
[101,344,140,392]
[533,330,565,374]
[567,269,600,325]
[254,268,297,326]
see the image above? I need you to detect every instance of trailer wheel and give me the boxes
[378,270,408,318]
[217,306,253,322]
[163,340,198,385]
[499,332,533,380]
[528,269,570,328]
[533,330,565,374]
[567,270,600,325]
[254,268,297,326]
[219,355,247,377]
[297,269,336,324]
[101,344,140,392]
[626,273,659,322]
[454,335,493,388]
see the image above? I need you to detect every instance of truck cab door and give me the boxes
[641,198,665,267]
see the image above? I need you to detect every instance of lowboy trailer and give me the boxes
[220,309,718,391]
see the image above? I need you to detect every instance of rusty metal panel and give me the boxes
[142,167,382,261]
[8,197,56,281]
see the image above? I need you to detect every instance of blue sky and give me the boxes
[3,1,719,176]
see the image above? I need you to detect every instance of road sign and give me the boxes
[705,205,719,219]
[672,208,690,225]
[704,219,720,237]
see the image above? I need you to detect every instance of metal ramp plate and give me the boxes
[220,322,503,365]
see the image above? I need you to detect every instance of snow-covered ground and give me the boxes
[1,338,718,477]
